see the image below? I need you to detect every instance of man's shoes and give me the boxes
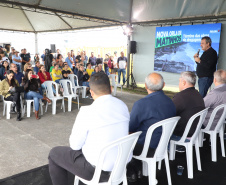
[127,168,137,183]
[176,145,185,152]
[16,112,22,121]
[10,102,17,114]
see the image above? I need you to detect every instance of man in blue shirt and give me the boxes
[10,63,24,85]
[127,72,176,182]
[65,52,74,69]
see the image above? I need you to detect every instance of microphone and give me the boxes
[197,49,200,56]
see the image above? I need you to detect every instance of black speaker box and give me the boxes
[130,41,137,54]
[50,44,56,53]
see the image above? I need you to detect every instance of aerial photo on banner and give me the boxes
[154,23,221,74]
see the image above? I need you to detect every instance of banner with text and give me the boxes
[154,23,221,74]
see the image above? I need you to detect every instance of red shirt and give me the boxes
[38,72,51,84]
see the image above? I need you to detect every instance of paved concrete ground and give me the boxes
[0,91,145,179]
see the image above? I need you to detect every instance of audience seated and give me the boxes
[10,63,24,85]
[91,65,99,75]
[171,71,205,142]
[56,54,64,69]
[52,64,62,84]
[33,61,40,74]
[62,62,73,79]
[49,61,56,77]
[98,64,105,73]
[0,50,9,66]
[203,69,226,130]
[127,72,176,182]
[22,69,51,120]
[65,52,74,69]
[23,63,32,75]
[0,70,22,121]
[48,72,130,185]
[86,63,94,77]
[77,65,89,87]
[0,61,9,80]
[73,62,79,75]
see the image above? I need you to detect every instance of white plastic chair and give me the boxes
[43,81,65,115]
[24,99,43,117]
[3,96,24,119]
[109,74,122,96]
[133,117,180,185]
[169,108,209,179]
[74,131,142,185]
[68,74,86,98]
[59,79,79,111]
[199,104,226,162]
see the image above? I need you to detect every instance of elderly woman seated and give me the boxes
[22,69,51,120]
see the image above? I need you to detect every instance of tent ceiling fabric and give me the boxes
[132,0,226,23]
[1,0,226,32]
[0,0,130,32]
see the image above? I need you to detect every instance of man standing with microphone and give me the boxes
[193,36,218,97]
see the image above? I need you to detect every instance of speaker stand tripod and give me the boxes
[123,54,137,89]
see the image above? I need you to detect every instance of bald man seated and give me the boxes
[127,72,176,182]
[203,69,226,130]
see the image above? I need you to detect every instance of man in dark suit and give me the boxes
[127,72,176,182]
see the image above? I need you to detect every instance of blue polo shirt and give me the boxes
[129,90,176,148]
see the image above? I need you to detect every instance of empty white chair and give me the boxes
[74,131,142,185]
[59,79,79,111]
[24,99,43,117]
[199,104,226,162]
[133,117,180,185]
[43,81,65,115]
[169,108,209,179]
[109,74,122,96]
[68,74,86,98]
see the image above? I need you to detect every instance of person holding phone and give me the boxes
[22,69,51,120]
[0,70,22,121]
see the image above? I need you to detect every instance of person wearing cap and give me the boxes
[103,54,110,75]
[12,50,22,72]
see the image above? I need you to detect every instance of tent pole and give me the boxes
[35,32,38,54]
[126,35,131,88]
[126,0,133,88]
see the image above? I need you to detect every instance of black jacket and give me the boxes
[77,70,89,86]
[172,87,205,137]
[196,47,218,78]
[22,78,41,92]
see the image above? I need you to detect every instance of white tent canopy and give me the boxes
[1,0,226,32]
